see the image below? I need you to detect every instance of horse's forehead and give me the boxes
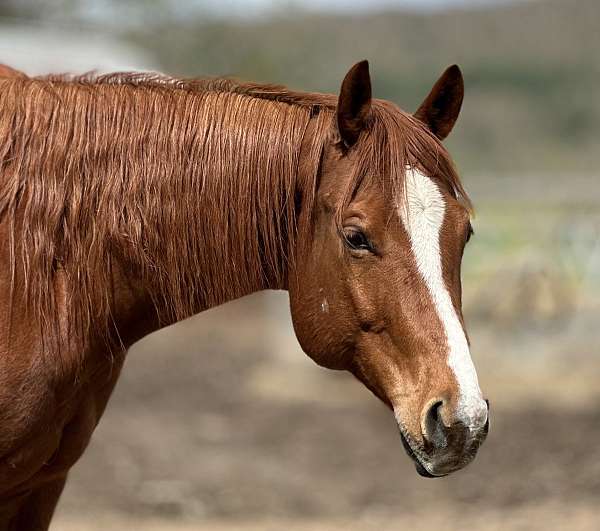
[397,168,446,227]
[396,167,469,228]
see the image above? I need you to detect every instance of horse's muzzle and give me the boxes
[399,401,490,478]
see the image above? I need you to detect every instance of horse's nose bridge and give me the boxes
[445,393,489,431]
[441,330,486,430]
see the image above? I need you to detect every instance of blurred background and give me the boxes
[1,0,599,529]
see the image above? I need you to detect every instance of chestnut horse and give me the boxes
[0,61,488,529]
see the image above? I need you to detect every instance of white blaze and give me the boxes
[398,168,486,428]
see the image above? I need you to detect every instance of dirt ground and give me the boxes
[49,293,600,531]
[55,501,600,531]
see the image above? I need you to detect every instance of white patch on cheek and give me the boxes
[321,298,329,313]
[398,168,487,429]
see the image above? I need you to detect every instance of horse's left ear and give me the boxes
[337,60,372,147]
[414,64,464,140]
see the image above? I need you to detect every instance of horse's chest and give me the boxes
[0,343,124,498]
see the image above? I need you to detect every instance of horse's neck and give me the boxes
[2,81,326,351]
[108,104,319,345]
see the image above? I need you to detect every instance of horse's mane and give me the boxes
[0,71,468,348]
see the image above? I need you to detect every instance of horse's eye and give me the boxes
[343,228,372,252]
[466,224,474,243]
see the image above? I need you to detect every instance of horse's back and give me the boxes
[0,64,26,79]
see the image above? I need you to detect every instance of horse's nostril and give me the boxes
[421,398,489,451]
[423,400,446,447]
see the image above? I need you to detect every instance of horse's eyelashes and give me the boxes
[343,228,373,252]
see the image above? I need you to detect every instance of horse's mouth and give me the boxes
[398,430,447,479]
[397,419,489,479]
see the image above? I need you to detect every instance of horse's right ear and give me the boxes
[414,65,464,140]
[337,60,372,148]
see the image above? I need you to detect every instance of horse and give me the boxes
[0,60,488,529]
[0,65,25,79]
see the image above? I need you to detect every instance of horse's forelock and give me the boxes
[334,99,471,229]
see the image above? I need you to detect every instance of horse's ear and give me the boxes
[337,60,372,147]
[414,64,464,140]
